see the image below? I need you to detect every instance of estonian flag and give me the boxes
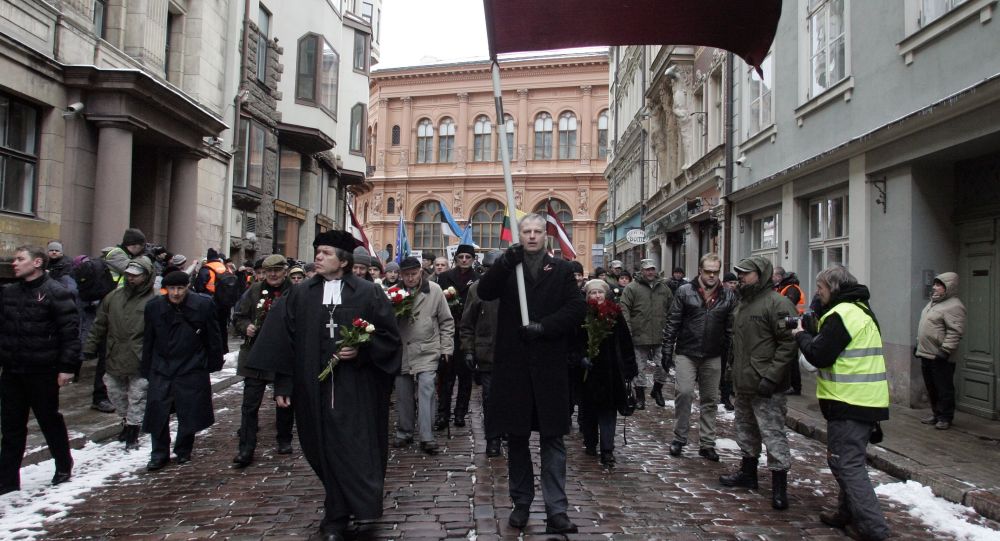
[438,200,466,238]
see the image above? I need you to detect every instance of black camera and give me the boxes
[783,311,816,332]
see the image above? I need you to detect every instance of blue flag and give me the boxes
[395,214,410,263]
[438,200,466,238]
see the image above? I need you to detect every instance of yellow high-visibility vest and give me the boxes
[817,302,890,408]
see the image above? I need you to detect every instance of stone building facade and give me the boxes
[356,52,610,271]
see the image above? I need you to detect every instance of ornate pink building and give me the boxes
[353,51,610,270]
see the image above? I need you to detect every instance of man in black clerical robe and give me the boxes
[247,230,400,541]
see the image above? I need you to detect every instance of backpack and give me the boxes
[209,265,240,308]
[73,258,117,302]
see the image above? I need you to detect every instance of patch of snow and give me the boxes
[715,438,740,451]
[875,481,1000,541]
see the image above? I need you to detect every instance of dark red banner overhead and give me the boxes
[483,0,782,69]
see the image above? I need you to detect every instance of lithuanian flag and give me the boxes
[499,206,527,243]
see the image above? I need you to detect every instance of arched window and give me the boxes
[473,116,492,162]
[413,200,445,252]
[533,112,553,160]
[416,119,433,163]
[535,198,573,254]
[471,199,505,249]
[386,197,395,215]
[501,114,515,160]
[391,125,401,146]
[438,118,455,162]
[558,112,578,159]
[597,110,609,159]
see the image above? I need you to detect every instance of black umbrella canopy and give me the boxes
[483,0,782,70]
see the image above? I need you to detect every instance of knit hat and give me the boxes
[47,241,63,253]
[169,254,187,267]
[724,272,738,282]
[399,256,422,271]
[353,246,371,267]
[162,271,189,287]
[421,251,436,262]
[303,263,316,273]
[206,248,220,261]
[384,261,400,273]
[252,257,265,270]
[456,244,475,257]
[262,254,287,269]
[122,228,146,246]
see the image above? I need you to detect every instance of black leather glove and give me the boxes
[499,243,525,270]
[519,322,544,341]
[757,377,777,398]
[464,352,477,372]
[661,348,673,372]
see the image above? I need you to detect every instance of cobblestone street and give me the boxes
[34,384,1000,540]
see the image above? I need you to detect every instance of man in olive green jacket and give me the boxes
[619,259,673,408]
[720,255,798,511]
[83,256,156,450]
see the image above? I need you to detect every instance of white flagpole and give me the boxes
[491,60,529,325]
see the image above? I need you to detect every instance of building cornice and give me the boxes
[372,55,608,84]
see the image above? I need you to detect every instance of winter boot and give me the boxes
[600,450,616,468]
[771,470,789,509]
[651,382,666,407]
[719,457,759,489]
[634,387,646,410]
[124,425,141,451]
[116,421,128,442]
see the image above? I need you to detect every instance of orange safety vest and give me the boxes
[779,283,806,314]
[204,260,228,294]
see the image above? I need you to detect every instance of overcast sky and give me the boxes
[377,0,489,69]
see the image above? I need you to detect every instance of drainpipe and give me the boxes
[639,46,647,261]
[723,51,735,267]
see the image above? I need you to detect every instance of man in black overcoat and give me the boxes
[477,213,586,535]
[141,271,223,471]
[246,230,400,541]
[434,243,480,429]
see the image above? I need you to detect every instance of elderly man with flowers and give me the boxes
[392,256,454,454]
[231,254,296,468]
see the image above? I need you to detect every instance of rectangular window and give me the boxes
[257,6,271,83]
[273,213,301,260]
[920,0,968,26]
[361,2,374,23]
[236,118,267,191]
[808,0,847,99]
[320,39,339,115]
[296,37,317,102]
[752,213,778,251]
[808,192,850,280]
[277,148,301,206]
[296,34,338,118]
[350,104,365,154]
[1,94,39,215]
[353,30,367,72]
[94,0,107,38]
[746,52,774,137]
[534,132,552,160]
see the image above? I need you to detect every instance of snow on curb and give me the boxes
[876,480,1000,541]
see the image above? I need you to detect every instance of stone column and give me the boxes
[376,98,389,171]
[92,121,136,254]
[298,156,319,259]
[168,151,204,261]
[401,96,413,165]
[580,85,593,164]
[517,89,529,168]
[457,92,469,168]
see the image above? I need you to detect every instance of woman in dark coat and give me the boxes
[577,279,637,468]
[141,272,223,470]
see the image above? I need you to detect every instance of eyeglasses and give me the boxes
[701,269,720,275]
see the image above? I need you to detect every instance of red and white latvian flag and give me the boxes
[348,204,378,257]
[545,199,577,260]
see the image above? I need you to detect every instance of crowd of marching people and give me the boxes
[0,215,967,541]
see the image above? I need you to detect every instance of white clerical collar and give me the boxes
[322,278,343,305]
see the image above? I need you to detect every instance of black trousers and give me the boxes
[92,347,109,403]
[437,346,472,420]
[0,372,73,488]
[788,355,802,392]
[238,376,295,453]
[921,356,957,422]
[579,401,617,452]
[478,371,497,439]
[149,412,196,461]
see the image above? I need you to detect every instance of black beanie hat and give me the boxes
[122,228,146,246]
[253,257,265,270]
[456,244,475,257]
[399,256,422,271]
[207,248,220,261]
[162,271,189,287]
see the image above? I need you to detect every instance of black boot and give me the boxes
[124,425,141,451]
[772,470,789,509]
[651,383,666,407]
[116,421,128,442]
[634,387,646,410]
[719,457,759,489]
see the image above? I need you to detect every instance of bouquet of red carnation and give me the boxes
[582,298,621,378]
[386,285,416,321]
[443,286,462,309]
[318,317,375,381]
[245,289,282,347]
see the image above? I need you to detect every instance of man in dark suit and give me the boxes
[477,214,586,535]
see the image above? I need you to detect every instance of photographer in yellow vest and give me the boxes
[792,265,890,541]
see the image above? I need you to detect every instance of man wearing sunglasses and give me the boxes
[434,244,481,430]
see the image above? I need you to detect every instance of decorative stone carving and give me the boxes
[376,150,385,168]
[580,85,592,96]
[372,192,383,217]
[514,189,523,210]
[577,188,589,215]
[453,190,464,217]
